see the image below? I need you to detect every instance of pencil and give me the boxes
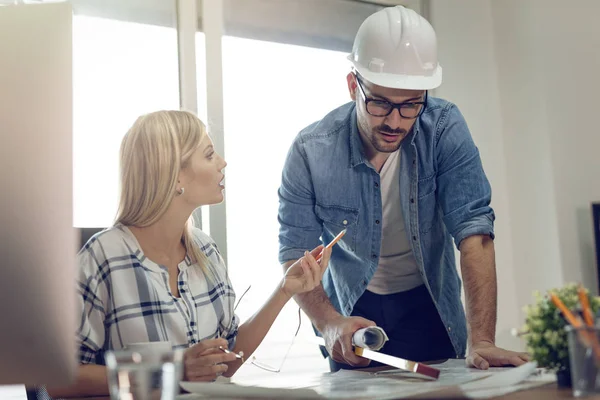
[550,291,600,364]
[549,292,582,328]
[578,284,595,327]
[316,229,346,262]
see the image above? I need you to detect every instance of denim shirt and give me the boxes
[277,98,495,357]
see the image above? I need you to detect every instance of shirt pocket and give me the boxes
[418,175,438,234]
[314,204,358,252]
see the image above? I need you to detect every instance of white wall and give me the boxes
[491,0,600,298]
[490,0,565,322]
[429,0,520,351]
[532,0,600,290]
[429,0,600,350]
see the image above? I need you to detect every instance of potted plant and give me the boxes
[522,283,600,387]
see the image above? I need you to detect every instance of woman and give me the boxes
[48,110,330,397]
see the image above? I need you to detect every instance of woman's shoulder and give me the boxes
[190,226,213,246]
[190,227,220,257]
[189,227,228,277]
[78,225,138,276]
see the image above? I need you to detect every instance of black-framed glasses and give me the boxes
[355,75,427,119]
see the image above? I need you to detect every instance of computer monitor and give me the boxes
[593,203,600,293]
[0,2,77,386]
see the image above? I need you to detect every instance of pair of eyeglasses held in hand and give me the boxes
[244,229,347,373]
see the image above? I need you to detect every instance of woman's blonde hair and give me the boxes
[115,110,209,270]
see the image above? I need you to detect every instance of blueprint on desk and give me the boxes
[178,359,555,399]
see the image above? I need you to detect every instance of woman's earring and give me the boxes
[176,187,185,196]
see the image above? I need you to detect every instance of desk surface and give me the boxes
[63,384,600,400]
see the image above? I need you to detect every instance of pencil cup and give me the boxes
[566,326,600,397]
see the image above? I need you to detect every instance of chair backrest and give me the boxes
[79,227,105,250]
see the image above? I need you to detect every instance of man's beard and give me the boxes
[370,124,408,153]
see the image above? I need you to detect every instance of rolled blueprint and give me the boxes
[352,326,389,351]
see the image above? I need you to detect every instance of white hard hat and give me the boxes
[348,6,442,90]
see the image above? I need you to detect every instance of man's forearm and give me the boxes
[459,235,497,345]
[282,260,341,332]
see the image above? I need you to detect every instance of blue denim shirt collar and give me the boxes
[348,108,367,169]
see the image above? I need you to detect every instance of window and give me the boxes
[73,5,352,376]
[72,15,179,228]
[221,36,351,377]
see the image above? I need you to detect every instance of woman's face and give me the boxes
[177,135,227,207]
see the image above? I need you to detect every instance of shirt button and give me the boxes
[375,220,380,224]
[372,254,377,258]
[374,182,379,188]
[362,279,368,286]
[412,236,417,241]
[413,160,416,165]
[410,198,415,203]
[448,327,452,332]
[342,220,348,225]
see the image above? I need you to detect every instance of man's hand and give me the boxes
[322,315,376,367]
[466,341,530,369]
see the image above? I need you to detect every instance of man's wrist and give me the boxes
[314,312,344,333]
[469,337,495,348]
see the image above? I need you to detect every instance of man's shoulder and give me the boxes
[419,96,467,139]
[421,96,459,119]
[295,102,355,144]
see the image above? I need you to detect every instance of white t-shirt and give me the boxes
[367,150,423,295]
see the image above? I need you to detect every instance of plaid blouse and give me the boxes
[76,224,238,364]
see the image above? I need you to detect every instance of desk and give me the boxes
[417,383,600,399]
[59,384,599,400]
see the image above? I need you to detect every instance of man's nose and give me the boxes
[384,107,403,128]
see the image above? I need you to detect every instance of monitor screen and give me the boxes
[594,203,600,292]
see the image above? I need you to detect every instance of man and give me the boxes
[277,5,528,371]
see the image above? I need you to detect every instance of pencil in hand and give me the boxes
[316,229,347,262]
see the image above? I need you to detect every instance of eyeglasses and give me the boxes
[249,307,302,373]
[355,74,427,119]
[234,285,302,373]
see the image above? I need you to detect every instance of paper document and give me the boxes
[352,327,388,351]
[179,381,323,399]
[177,358,554,399]
[0,385,27,400]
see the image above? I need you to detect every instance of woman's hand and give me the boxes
[183,338,238,382]
[281,245,331,297]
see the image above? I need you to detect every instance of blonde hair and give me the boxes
[115,110,209,270]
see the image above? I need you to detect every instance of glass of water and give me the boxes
[105,347,185,400]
